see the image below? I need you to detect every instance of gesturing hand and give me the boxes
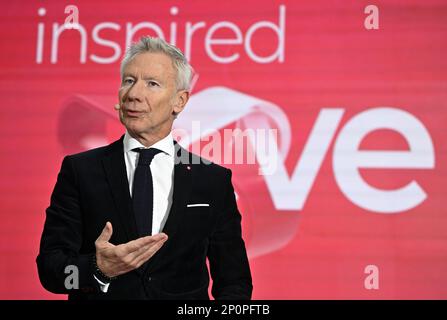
[94,222,168,278]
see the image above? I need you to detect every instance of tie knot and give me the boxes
[134,148,162,166]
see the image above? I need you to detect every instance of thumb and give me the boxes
[97,221,113,243]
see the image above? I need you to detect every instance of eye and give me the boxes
[147,80,159,87]
[122,78,134,85]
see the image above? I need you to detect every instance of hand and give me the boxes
[94,222,168,278]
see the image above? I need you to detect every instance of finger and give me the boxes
[112,238,168,274]
[132,238,168,267]
[152,233,168,241]
[121,233,168,254]
[96,221,113,243]
[121,237,158,254]
[126,236,168,262]
[136,239,167,265]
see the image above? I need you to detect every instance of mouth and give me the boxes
[124,109,145,118]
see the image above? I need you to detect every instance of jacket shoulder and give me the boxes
[66,137,122,162]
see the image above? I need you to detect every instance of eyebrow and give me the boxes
[122,73,137,78]
[122,73,162,82]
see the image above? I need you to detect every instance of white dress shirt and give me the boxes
[123,130,175,235]
[96,131,175,292]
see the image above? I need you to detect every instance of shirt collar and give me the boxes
[123,130,175,157]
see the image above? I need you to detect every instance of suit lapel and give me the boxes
[162,144,192,237]
[102,136,139,241]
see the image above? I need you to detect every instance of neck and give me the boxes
[127,130,170,148]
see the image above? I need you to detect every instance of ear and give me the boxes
[172,90,190,116]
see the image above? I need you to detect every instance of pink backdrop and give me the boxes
[0,0,446,299]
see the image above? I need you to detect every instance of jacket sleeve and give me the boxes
[36,156,100,294]
[208,169,253,300]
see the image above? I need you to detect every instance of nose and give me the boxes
[125,79,145,103]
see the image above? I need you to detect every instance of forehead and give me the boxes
[123,52,176,79]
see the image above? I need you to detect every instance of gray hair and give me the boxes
[120,37,192,91]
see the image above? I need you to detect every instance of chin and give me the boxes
[122,120,141,132]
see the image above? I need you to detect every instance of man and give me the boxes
[36,37,252,300]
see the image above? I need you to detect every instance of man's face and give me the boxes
[118,52,188,139]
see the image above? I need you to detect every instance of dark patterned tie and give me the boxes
[132,148,162,237]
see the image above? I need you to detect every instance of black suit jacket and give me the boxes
[36,136,252,300]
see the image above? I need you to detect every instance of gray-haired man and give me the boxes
[37,37,252,300]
